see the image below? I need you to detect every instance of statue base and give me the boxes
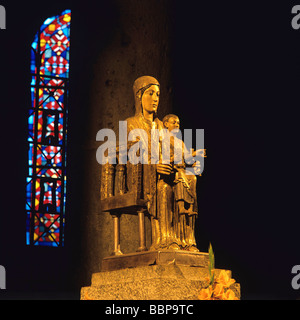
[101,249,209,271]
[80,250,240,300]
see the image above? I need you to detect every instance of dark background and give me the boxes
[0,0,299,300]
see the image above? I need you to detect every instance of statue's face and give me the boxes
[165,116,180,133]
[141,85,160,115]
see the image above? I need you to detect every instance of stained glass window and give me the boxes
[26,9,71,246]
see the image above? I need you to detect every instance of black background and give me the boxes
[0,0,299,300]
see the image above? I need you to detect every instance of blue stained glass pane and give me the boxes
[43,17,56,26]
[28,144,34,166]
[26,232,30,245]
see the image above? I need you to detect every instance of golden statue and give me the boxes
[162,114,200,252]
[100,76,202,254]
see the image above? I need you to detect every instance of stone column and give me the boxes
[79,0,174,287]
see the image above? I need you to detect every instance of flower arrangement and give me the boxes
[199,244,238,300]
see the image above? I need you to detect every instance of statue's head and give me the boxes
[162,114,180,133]
[133,76,160,117]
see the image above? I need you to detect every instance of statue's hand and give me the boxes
[156,163,173,175]
[192,149,206,158]
[192,161,201,175]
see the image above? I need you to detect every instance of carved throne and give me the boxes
[100,161,148,256]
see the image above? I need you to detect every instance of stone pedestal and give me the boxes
[80,250,240,300]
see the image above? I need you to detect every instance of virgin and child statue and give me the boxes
[121,75,202,252]
[100,75,203,253]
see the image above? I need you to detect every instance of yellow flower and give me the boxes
[213,283,224,299]
[222,289,238,300]
[216,270,235,288]
[199,286,213,300]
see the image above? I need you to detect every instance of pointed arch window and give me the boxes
[26,9,71,246]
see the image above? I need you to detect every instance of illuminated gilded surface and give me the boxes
[100,76,201,253]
